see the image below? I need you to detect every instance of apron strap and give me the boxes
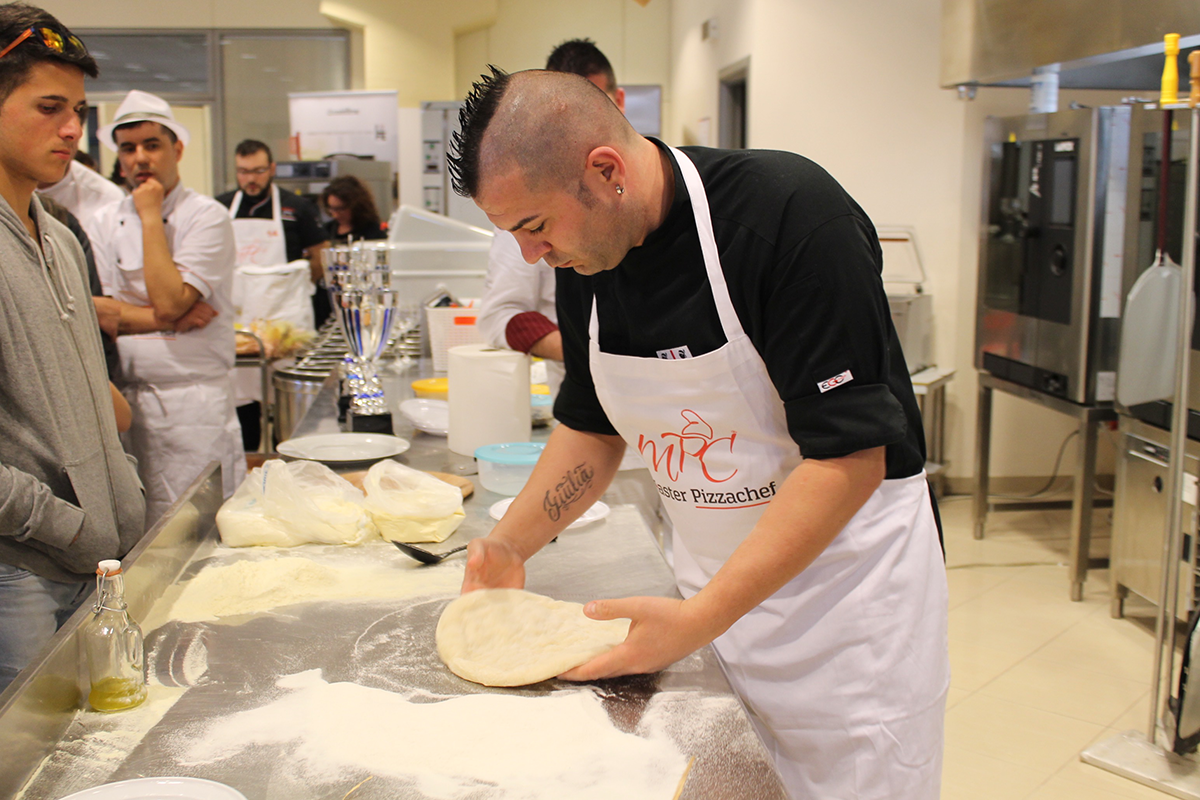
[667,146,746,341]
[229,184,284,222]
[588,146,748,348]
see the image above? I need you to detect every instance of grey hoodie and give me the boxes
[0,193,145,583]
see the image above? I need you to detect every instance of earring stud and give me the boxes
[616,185,624,195]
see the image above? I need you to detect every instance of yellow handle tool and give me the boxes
[1163,32,1181,104]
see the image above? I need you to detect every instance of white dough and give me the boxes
[436,589,630,686]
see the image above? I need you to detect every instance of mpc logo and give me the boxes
[637,409,737,483]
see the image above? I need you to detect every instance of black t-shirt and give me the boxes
[555,142,926,479]
[215,186,327,262]
[324,219,387,244]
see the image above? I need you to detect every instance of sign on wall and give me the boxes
[288,90,399,165]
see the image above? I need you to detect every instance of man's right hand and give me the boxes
[167,300,217,333]
[131,176,165,221]
[462,537,527,593]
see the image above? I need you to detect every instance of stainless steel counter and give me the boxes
[0,364,787,800]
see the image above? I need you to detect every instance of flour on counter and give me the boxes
[15,687,185,800]
[162,555,463,623]
[182,670,687,799]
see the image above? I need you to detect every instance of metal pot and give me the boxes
[272,359,332,444]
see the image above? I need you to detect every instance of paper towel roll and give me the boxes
[448,344,531,456]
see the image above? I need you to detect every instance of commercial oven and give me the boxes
[976,107,1132,405]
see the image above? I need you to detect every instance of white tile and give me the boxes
[946,686,972,710]
[944,693,1105,774]
[1047,752,1187,800]
[976,654,1151,726]
[941,744,1046,800]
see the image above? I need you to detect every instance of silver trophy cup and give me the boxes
[325,242,400,417]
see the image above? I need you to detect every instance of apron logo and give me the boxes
[637,409,737,483]
[656,345,693,360]
[817,369,854,393]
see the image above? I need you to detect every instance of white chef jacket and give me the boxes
[477,228,565,394]
[91,183,237,384]
[37,160,125,248]
[477,228,557,349]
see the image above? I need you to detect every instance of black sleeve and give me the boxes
[291,196,328,249]
[760,213,907,459]
[214,190,235,209]
[552,269,619,436]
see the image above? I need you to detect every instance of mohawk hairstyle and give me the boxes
[447,65,510,198]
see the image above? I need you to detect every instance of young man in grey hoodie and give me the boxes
[0,2,145,691]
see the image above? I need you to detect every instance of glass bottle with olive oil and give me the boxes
[83,559,147,712]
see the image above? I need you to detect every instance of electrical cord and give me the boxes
[985,429,1080,500]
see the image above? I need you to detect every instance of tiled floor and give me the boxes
[939,495,1177,799]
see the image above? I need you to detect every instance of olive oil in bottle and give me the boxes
[83,560,147,712]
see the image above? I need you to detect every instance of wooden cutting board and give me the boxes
[341,469,474,499]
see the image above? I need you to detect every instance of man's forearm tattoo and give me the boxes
[544,463,595,522]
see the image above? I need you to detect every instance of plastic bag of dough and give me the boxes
[216,459,377,547]
[362,460,465,543]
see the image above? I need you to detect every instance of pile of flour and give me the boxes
[163,555,462,623]
[182,670,687,799]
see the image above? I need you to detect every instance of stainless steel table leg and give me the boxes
[974,382,993,540]
[1068,417,1100,601]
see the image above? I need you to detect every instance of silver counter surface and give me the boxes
[0,365,788,800]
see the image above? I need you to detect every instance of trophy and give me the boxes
[325,242,400,430]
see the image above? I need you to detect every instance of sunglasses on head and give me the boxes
[0,25,87,61]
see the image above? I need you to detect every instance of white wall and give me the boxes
[666,0,1116,483]
[453,0,671,104]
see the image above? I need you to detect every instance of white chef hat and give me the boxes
[97,89,190,151]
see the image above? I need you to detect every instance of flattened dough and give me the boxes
[436,589,631,687]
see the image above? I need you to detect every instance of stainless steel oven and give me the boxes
[976,107,1131,405]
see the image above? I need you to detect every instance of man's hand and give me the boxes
[461,538,527,593]
[557,595,720,681]
[92,296,120,340]
[168,300,217,333]
[131,176,165,220]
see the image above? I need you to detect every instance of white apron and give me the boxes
[122,378,245,529]
[229,184,314,404]
[587,148,949,800]
[107,194,246,530]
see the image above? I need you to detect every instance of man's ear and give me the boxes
[174,139,184,163]
[584,146,625,191]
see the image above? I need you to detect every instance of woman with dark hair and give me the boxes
[321,175,385,243]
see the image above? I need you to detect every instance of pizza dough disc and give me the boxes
[436,589,631,687]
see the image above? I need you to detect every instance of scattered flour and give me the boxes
[15,687,185,800]
[182,670,688,799]
[163,555,462,623]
